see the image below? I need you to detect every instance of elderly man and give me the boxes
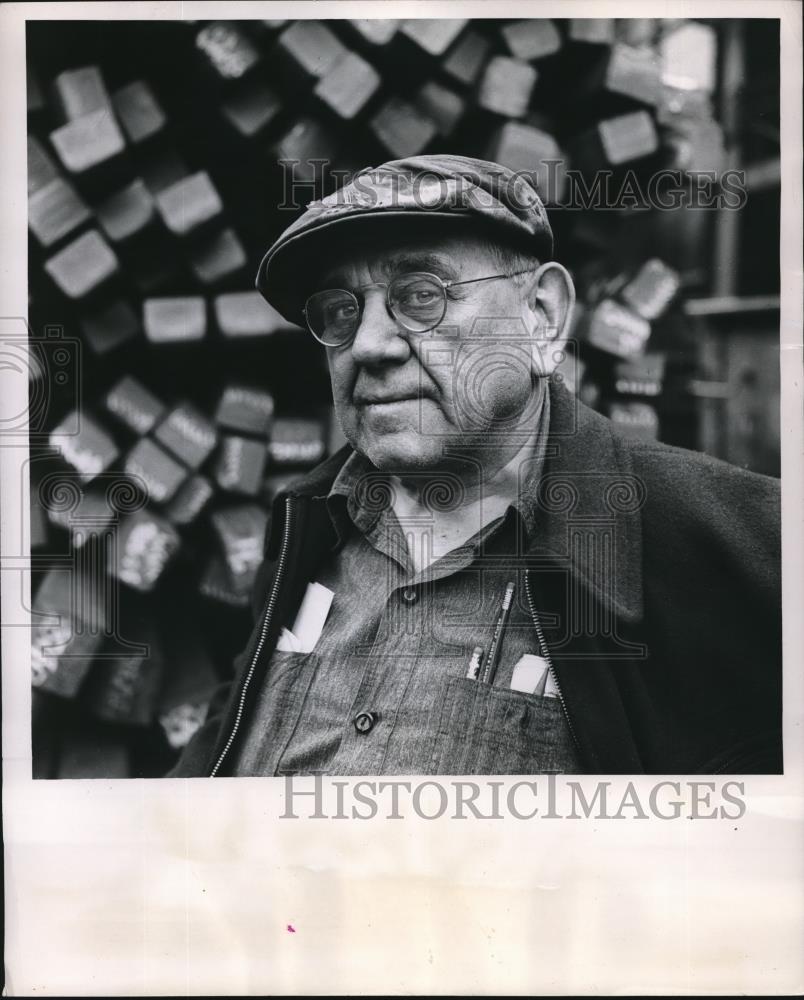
[170,155,781,777]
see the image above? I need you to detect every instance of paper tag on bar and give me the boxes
[510,654,559,697]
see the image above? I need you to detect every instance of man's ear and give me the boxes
[524,262,576,377]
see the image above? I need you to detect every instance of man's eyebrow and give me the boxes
[319,268,349,288]
[386,253,460,281]
[319,252,460,289]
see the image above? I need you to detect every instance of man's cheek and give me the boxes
[415,399,451,438]
[329,370,354,420]
[335,401,358,440]
[329,386,357,440]
[450,347,532,430]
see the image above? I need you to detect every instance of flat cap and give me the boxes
[256,153,554,325]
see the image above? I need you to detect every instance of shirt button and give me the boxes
[401,587,418,604]
[354,711,378,734]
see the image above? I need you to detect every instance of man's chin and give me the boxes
[359,431,444,473]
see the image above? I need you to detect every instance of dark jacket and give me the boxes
[169,382,782,776]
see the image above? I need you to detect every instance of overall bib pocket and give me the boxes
[430,676,579,775]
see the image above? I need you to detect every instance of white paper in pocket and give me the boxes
[510,654,559,697]
[276,582,334,653]
[276,628,303,653]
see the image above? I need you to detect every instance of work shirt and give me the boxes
[232,392,581,776]
[170,378,783,779]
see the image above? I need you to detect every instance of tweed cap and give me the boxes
[255,153,554,325]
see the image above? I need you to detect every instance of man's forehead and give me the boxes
[321,250,458,286]
[317,233,491,286]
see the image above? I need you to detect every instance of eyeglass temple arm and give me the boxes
[444,268,539,290]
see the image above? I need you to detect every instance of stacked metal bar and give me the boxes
[27,18,735,776]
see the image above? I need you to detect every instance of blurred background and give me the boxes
[26,17,781,778]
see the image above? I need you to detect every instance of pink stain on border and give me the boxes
[287,924,296,933]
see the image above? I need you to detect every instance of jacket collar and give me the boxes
[268,381,644,623]
[533,379,644,624]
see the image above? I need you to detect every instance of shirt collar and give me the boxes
[269,380,643,624]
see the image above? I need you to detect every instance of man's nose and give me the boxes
[350,288,410,366]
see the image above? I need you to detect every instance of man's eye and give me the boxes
[400,288,437,306]
[328,303,358,323]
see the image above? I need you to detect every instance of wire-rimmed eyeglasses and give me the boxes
[303,269,537,347]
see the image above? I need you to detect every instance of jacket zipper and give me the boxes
[210,495,296,777]
[525,569,582,758]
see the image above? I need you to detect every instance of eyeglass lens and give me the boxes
[305,289,360,345]
[305,273,447,345]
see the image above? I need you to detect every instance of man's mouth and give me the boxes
[356,394,425,405]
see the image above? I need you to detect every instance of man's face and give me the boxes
[318,231,544,473]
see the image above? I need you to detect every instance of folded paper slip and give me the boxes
[276,582,334,653]
[510,653,559,696]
